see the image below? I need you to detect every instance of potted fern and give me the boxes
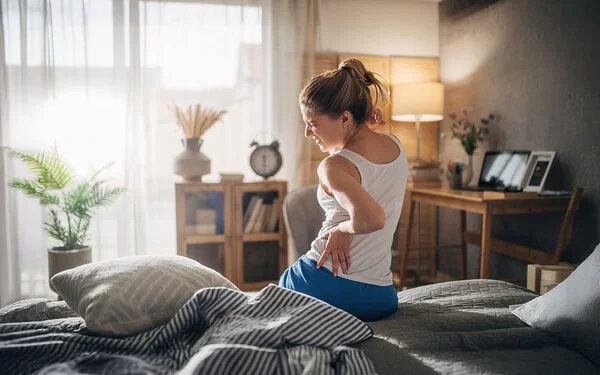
[8,147,125,290]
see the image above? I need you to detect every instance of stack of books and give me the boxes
[242,196,280,233]
[186,209,217,235]
[186,208,217,235]
[409,160,441,179]
[407,160,441,188]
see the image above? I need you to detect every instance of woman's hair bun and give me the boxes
[339,59,373,86]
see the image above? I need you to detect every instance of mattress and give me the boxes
[355,279,599,374]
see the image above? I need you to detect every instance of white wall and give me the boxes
[318,0,439,57]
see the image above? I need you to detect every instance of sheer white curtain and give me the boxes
[268,0,319,188]
[0,0,319,306]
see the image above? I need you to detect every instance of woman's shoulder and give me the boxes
[385,133,402,145]
[317,154,361,185]
[318,154,357,176]
[375,132,402,149]
[343,132,403,165]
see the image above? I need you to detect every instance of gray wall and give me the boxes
[438,0,600,280]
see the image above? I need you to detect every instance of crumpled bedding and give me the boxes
[1,285,376,374]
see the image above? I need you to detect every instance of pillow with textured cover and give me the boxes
[511,243,600,366]
[0,298,78,323]
[51,255,239,337]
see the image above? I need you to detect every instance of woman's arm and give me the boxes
[318,155,385,234]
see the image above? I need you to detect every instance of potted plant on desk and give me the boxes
[448,109,495,185]
[8,147,125,290]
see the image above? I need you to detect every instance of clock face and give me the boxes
[249,145,282,178]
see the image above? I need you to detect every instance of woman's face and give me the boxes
[301,105,349,153]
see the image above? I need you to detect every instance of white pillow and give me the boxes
[511,243,600,366]
[51,255,239,337]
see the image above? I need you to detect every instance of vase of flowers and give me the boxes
[462,154,474,186]
[449,109,495,185]
[169,103,227,181]
[8,147,125,290]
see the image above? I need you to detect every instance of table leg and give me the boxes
[399,193,416,289]
[459,210,467,279]
[479,205,492,279]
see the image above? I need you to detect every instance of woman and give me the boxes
[279,59,409,321]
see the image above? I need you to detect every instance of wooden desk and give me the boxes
[398,188,576,288]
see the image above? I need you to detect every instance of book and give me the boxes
[539,190,572,197]
[266,198,280,232]
[251,204,266,233]
[261,204,273,233]
[195,209,216,225]
[244,197,263,233]
[186,224,217,235]
[219,173,244,182]
[408,167,441,179]
[483,191,539,200]
[192,208,217,235]
[243,196,259,229]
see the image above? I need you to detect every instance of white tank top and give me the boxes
[305,133,409,286]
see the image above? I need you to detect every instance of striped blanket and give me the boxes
[0,285,376,374]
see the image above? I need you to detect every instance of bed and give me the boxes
[357,279,598,374]
[1,278,598,374]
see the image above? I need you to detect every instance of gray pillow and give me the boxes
[511,243,600,366]
[0,298,78,323]
[51,255,239,337]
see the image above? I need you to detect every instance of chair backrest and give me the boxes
[283,184,325,260]
[552,187,584,263]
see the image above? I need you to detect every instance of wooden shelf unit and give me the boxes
[176,180,288,291]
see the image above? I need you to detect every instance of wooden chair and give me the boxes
[282,185,324,261]
[462,187,584,272]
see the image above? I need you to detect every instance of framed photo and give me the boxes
[521,151,556,193]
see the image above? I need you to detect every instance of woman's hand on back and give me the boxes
[317,226,353,276]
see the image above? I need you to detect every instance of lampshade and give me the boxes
[392,82,444,122]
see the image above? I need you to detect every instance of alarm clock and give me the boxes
[249,138,283,179]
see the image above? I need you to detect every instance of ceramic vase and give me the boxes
[173,138,211,181]
[462,154,474,186]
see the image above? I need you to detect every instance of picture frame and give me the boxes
[520,151,556,193]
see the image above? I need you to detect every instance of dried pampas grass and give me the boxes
[168,103,227,139]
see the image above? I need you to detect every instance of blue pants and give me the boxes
[279,255,398,321]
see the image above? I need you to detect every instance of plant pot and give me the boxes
[173,138,211,181]
[48,247,92,291]
[446,169,463,188]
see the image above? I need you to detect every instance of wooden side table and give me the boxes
[398,187,582,289]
